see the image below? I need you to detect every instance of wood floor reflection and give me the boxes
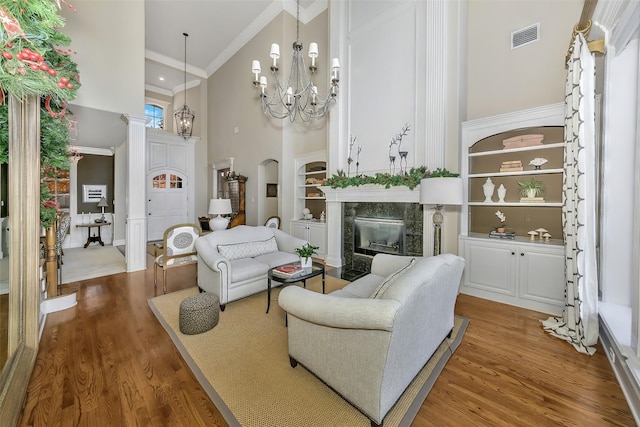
[17,253,635,426]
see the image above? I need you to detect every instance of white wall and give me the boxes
[600,39,639,306]
[60,1,145,115]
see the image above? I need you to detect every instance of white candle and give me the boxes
[286,87,292,105]
[308,42,318,57]
[270,44,280,68]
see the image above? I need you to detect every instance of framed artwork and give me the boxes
[266,183,278,198]
[83,184,107,203]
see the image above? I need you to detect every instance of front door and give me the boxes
[147,171,189,242]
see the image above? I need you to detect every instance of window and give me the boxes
[153,173,183,189]
[145,104,164,129]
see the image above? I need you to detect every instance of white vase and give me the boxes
[300,256,312,268]
[482,178,495,202]
[497,184,506,203]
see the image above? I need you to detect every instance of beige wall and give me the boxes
[208,11,328,226]
[466,0,582,119]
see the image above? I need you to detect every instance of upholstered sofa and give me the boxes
[278,253,465,426]
[194,225,306,310]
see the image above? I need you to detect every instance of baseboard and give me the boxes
[599,314,640,425]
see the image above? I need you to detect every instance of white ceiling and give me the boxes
[144,0,324,96]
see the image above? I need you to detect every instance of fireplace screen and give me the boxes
[354,217,405,256]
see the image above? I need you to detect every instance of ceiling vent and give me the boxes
[511,23,540,49]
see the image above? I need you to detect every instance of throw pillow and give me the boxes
[370,258,416,299]
[218,236,278,260]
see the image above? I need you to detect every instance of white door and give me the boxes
[147,171,189,242]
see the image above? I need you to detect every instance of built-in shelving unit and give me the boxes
[459,103,566,315]
[293,152,327,259]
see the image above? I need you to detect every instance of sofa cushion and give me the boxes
[218,236,278,261]
[254,251,300,269]
[370,258,416,299]
[331,273,385,299]
[229,258,270,283]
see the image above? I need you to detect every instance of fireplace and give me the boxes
[354,217,405,256]
[340,201,423,275]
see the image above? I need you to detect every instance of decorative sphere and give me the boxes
[303,208,311,215]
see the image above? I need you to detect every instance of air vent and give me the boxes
[511,23,540,49]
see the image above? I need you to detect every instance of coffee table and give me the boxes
[266,261,325,313]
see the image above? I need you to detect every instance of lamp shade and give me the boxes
[420,177,464,206]
[97,197,108,208]
[208,198,232,215]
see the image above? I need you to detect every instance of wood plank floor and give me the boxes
[17,254,635,426]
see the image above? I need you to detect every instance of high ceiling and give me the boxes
[144,0,322,96]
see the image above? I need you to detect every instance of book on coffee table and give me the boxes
[273,264,303,277]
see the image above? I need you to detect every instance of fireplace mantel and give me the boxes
[320,184,420,203]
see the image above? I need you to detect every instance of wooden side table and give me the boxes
[76,222,111,248]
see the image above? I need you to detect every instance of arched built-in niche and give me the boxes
[258,159,279,225]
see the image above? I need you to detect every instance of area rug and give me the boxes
[148,276,468,427]
[60,245,126,284]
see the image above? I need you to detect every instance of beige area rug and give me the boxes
[60,245,126,284]
[148,276,468,427]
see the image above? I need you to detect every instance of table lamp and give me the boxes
[208,198,232,231]
[419,177,463,255]
[97,197,109,222]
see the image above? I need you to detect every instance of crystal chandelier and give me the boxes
[251,0,340,122]
[174,32,195,138]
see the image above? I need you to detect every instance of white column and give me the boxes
[324,200,342,267]
[121,114,147,272]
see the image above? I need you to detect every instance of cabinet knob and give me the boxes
[521,252,525,256]
[511,251,515,255]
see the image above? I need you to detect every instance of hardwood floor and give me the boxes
[17,254,635,426]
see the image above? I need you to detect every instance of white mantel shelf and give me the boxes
[320,185,421,203]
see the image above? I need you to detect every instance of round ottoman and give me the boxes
[179,292,219,335]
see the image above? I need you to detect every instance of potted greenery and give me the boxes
[295,242,319,268]
[518,177,545,199]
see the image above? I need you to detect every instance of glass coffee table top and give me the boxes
[266,261,325,313]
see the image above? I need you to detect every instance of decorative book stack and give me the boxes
[489,230,516,240]
[520,196,545,203]
[500,160,523,172]
[273,264,303,278]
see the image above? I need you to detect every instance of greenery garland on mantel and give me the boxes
[325,167,459,190]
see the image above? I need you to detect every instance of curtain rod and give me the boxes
[565,0,605,67]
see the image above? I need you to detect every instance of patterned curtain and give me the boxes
[541,34,598,355]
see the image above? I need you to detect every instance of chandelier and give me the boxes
[174,32,195,139]
[251,0,339,122]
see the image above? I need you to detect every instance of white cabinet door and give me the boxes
[291,221,308,241]
[307,222,327,256]
[464,239,517,296]
[518,246,564,308]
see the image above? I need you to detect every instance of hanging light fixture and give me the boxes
[174,32,195,138]
[251,0,340,122]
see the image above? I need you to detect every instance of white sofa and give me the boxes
[278,253,465,426]
[194,225,307,310]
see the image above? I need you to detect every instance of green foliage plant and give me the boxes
[295,242,319,259]
[325,167,459,190]
[517,177,545,197]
